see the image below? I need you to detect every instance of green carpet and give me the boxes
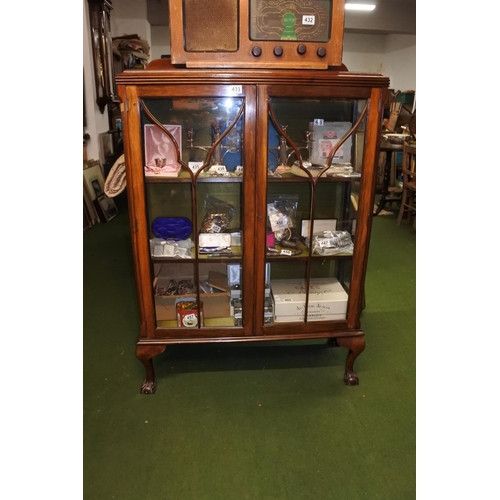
[84,207,416,499]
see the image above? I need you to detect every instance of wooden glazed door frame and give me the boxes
[116,60,389,393]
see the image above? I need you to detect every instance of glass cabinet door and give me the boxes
[263,96,368,325]
[138,93,251,331]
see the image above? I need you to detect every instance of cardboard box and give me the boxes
[154,263,230,320]
[271,278,348,322]
[301,219,337,238]
[273,312,346,323]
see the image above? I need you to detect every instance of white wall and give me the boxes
[343,33,416,92]
[150,25,170,61]
[111,0,151,43]
[383,34,417,92]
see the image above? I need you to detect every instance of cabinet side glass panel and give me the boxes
[266,97,366,325]
[140,97,245,330]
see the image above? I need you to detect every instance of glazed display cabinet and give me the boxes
[116,59,389,394]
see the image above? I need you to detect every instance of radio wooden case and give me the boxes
[168,0,346,69]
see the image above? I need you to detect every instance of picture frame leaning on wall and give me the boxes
[83,159,106,201]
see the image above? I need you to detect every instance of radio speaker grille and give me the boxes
[183,0,238,52]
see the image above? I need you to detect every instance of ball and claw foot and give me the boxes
[344,372,360,386]
[140,379,156,394]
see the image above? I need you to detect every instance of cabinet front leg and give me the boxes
[136,344,167,394]
[336,337,365,386]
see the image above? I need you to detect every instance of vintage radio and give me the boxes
[168,0,346,69]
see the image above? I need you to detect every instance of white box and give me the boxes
[273,313,346,323]
[301,219,337,238]
[271,278,348,322]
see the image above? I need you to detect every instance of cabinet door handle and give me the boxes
[257,214,262,221]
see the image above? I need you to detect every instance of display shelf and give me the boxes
[117,58,389,393]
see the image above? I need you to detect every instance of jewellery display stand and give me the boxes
[117,59,389,393]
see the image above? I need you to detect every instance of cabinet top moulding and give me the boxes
[115,59,390,90]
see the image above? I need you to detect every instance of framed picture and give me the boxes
[95,194,118,223]
[99,132,114,167]
[91,178,104,197]
[144,124,182,177]
[84,180,99,226]
[83,160,106,201]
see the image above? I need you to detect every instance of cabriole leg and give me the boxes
[136,344,166,394]
[336,337,365,386]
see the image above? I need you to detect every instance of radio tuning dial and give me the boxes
[251,46,262,57]
[273,46,284,57]
[317,47,327,58]
[297,44,307,55]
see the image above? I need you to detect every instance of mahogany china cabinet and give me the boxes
[116,58,389,394]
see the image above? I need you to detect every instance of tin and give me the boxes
[175,298,204,327]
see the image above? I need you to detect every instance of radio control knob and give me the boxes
[317,47,327,58]
[251,46,262,57]
[273,46,284,57]
[297,44,307,55]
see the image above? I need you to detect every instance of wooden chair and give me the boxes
[397,142,416,230]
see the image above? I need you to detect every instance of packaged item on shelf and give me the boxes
[227,264,242,298]
[150,237,194,258]
[308,122,352,165]
[200,195,235,233]
[271,277,348,322]
[198,232,232,250]
[175,299,203,327]
[230,231,241,246]
[267,194,299,244]
[305,230,354,256]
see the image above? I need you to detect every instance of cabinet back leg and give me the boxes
[336,337,365,386]
[136,345,167,394]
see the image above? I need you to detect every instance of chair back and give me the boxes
[402,142,416,189]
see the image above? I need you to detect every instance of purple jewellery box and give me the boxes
[152,217,193,241]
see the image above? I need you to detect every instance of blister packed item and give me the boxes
[267,194,299,244]
[307,230,354,256]
[150,237,194,258]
